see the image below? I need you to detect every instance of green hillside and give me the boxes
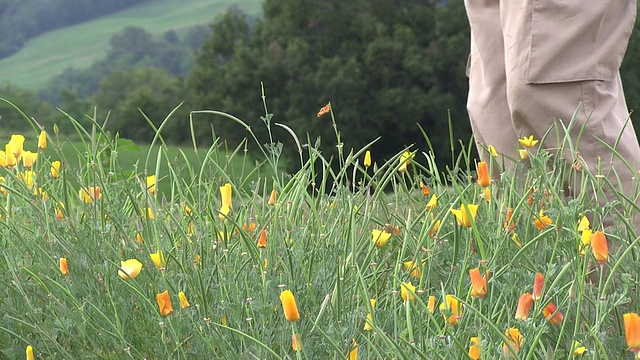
[0,0,262,91]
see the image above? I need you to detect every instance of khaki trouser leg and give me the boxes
[466,0,640,233]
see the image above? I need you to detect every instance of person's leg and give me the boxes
[500,0,640,231]
[464,0,520,165]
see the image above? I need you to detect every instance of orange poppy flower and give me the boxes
[59,258,69,275]
[542,302,564,324]
[476,161,491,187]
[515,292,533,320]
[503,327,524,356]
[469,268,489,298]
[439,295,462,325]
[623,312,640,352]
[504,208,515,232]
[532,273,544,301]
[257,229,267,248]
[590,231,608,264]
[156,290,173,316]
[534,210,552,229]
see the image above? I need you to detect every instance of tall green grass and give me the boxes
[0,95,639,359]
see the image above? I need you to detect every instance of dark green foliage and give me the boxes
[94,67,190,143]
[188,1,472,170]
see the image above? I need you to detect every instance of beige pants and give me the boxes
[465,0,640,223]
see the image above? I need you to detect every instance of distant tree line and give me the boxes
[0,0,150,59]
[3,0,640,172]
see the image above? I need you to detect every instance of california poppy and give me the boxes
[623,312,640,353]
[476,161,490,187]
[590,231,608,264]
[59,258,69,275]
[542,302,564,324]
[515,292,533,320]
[532,273,544,301]
[156,290,173,316]
[280,290,300,322]
[451,204,479,227]
[401,282,416,302]
[439,294,462,325]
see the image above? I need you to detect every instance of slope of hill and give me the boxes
[0,0,262,91]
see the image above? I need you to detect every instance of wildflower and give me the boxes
[427,295,436,313]
[590,231,608,264]
[187,221,195,236]
[257,229,267,248]
[573,341,586,355]
[146,175,156,195]
[364,150,371,168]
[503,327,524,356]
[26,345,34,360]
[280,290,300,322]
[8,134,25,159]
[20,171,35,189]
[156,290,173,316]
[398,151,415,173]
[401,282,416,302]
[624,312,640,353]
[518,149,529,160]
[429,214,441,237]
[403,260,422,279]
[59,258,69,275]
[451,204,479,227]
[21,151,37,169]
[515,292,533,320]
[542,302,564,324]
[483,187,491,203]
[38,130,47,150]
[118,259,142,280]
[178,291,190,309]
[577,215,590,232]
[504,208,515,232]
[292,333,303,351]
[468,337,481,360]
[420,181,430,196]
[469,268,489,298]
[0,177,6,196]
[488,145,498,157]
[150,251,166,268]
[349,339,358,360]
[55,202,65,220]
[439,294,462,325]
[219,183,232,220]
[182,203,193,217]
[4,144,16,167]
[426,194,438,210]
[532,273,544,301]
[371,229,391,248]
[79,186,101,203]
[34,187,47,200]
[580,228,592,256]
[145,207,155,220]
[268,189,277,206]
[243,222,257,234]
[518,135,539,148]
[364,298,376,331]
[476,161,491,187]
[317,103,330,117]
[534,210,552,229]
[51,160,61,179]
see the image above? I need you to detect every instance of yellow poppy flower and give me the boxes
[38,130,47,150]
[450,204,479,227]
[51,160,61,179]
[146,175,156,195]
[118,259,142,280]
[401,281,416,302]
[178,291,190,309]
[371,229,391,248]
[279,290,300,322]
[363,150,371,168]
[150,251,166,268]
[518,135,539,148]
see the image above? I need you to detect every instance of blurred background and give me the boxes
[1,0,639,171]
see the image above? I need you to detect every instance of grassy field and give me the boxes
[0,0,262,91]
[1,101,640,359]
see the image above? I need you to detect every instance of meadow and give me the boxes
[1,95,640,359]
[0,0,262,91]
